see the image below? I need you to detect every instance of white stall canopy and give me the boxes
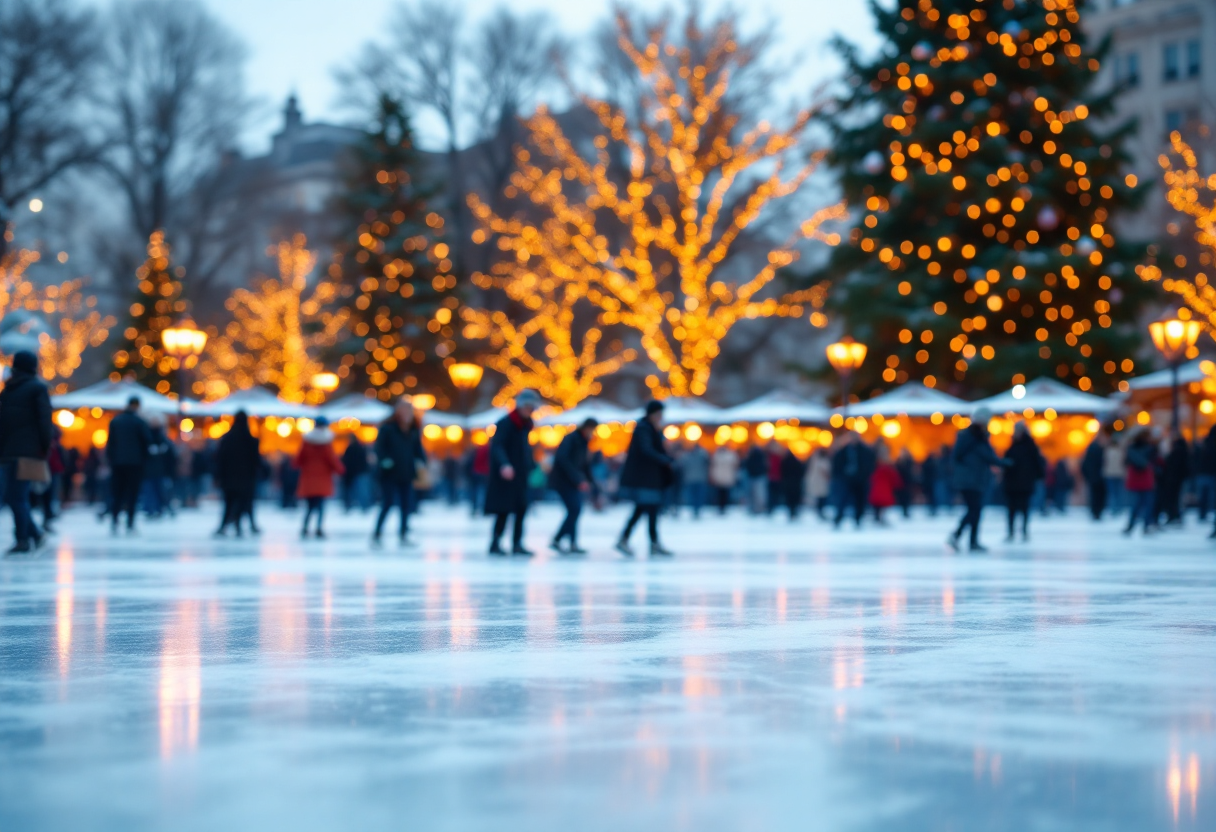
[838,382,970,419]
[537,398,635,427]
[720,390,832,424]
[185,387,318,419]
[970,378,1117,416]
[52,379,183,416]
[319,394,392,425]
[659,397,728,425]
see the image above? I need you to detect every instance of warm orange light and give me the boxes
[1149,315,1201,363]
[826,337,868,374]
[161,321,208,358]
[411,393,436,411]
[310,372,340,393]
[447,363,484,390]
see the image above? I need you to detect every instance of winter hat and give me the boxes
[313,416,329,428]
[11,350,37,375]
[514,389,542,409]
[645,400,665,416]
[970,406,993,425]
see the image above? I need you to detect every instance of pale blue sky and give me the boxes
[193,0,883,151]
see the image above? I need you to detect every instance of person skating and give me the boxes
[1158,435,1190,527]
[1123,429,1158,536]
[804,447,831,519]
[1003,421,1045,542]
[709,444,740,514]
[296,416,344,539]
[832,432,873,529]
[679,441,710,518]
[779,445,805,520]
[341,435,370,512]
[214,410,261,537]
[1081,430,1108,520]
[615,400,676,557]
[549,418,596,554]
[485,390,540,556]
[372,399,426,547]
[948,407,1008,553]
[105,395,152,535]
[867,443,902,526]
[0,350,52,554]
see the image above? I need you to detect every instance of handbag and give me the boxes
[412,459,432,491]
[16,457,51,484]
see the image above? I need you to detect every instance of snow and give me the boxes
[1,501,1214,831]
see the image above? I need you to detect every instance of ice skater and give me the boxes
[371,399,426,547]
[548,418,596,554]
[295,416,343,539]
[947,407,1008,553]
[1002,421,1044,542]
[485,390,540,556]
[615,400,675,557]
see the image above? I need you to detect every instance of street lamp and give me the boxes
[162,320,208,417]
[1149,313,1202,433]
[311,372,339,396]
[826,336,867,418]
[411,393,436,411]
[448,362,484,447]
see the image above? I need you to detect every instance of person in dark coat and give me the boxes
[1157,435,1190,526]
[1080,432,1108,520]
[372,399,426,546]
[1002,421,1046,542]
[549,418,596,554]
[0,351,52,553]
[485,389,541,555]
[615,400,675,556]
[1123,429,1158,536]
[831,432,873,529]
[894,449,914,518]
[779,447,806,520]
[105,395,152,535]
[141,416,174,518]
[920,450,940,515]
[214,410,261,537]
[948,408,1008,553]
[341,436,371,512]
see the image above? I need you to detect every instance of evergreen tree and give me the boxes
[330,95,458,405]
[824,0,1154,397]
[112,230,187,393]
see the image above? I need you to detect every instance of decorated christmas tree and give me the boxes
[824,0,1154,397]
[112,231,187,392]
[330,95,458,405]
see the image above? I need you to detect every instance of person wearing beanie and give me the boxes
[105,395,152,534]
[485,390,541,555]
[948,406,1009,553]
[616,400,675,557]
[372,399,426,547]
[295,416,344,539]
[0,350,52,553]
[548,417,597,554]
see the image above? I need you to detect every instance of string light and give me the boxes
[112,231,187,394]
[199,234,348,403]
[466,11,846,398]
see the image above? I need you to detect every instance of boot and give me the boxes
[614,539,634,557]
[511,543,534,557]
[489,541,507,556]
[650,542,673,556]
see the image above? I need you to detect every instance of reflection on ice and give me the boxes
[159,599,200,760]
[55,546,72,679]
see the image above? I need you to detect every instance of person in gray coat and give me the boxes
[948,407,1009,553]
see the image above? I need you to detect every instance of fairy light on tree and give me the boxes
[112,231,187,392]
[0,249,114,392]
[200,234,348,403]
[467,9,845,399]
[461,270,637,408]
[825,0,1152,395]
[1140,132,1216,356]
[329,95,458,406]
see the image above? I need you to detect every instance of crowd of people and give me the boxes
[0,349,1213,557]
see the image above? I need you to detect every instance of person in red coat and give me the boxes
[867,443,903,526]
[295,417,344,539]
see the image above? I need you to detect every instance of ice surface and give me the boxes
[1,502,1214,831]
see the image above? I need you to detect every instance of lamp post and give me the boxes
[825,336,867,419]
[310,371,339,400]
[162,321,208,418]
[1149,314,1202,434]
[447,362,484,434]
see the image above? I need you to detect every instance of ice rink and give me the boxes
[1,501,1214,831]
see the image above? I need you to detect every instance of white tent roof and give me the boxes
[422,407,509,430]
[52,379,182,416]
[719,390,832,424]
[659,397,728,424]
[537,398,635,426]
[185,387,319,419]
[1126,358,1207,391]
[970,377,1118,415]
[319,394,392,425]
[839,382,971,418]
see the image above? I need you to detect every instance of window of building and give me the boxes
[1164,43,1180,82]
[1187,40,1201,78]
[1117,52,1141,87]
[1165,109,1184,135]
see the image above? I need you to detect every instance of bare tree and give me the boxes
[98,0,250,246]
[0,0,101,259]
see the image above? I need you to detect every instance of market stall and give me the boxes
[51,379,184,451]
[834,382,971,460]
[1124,358,1215,440]
[969,378,1117,459]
